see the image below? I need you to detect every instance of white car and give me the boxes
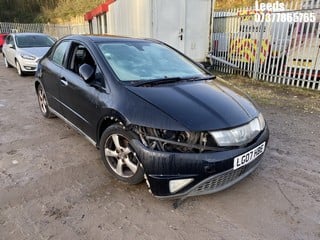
[2,33,55,76]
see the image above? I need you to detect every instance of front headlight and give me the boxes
[210,113,265,147]
[21,54,36,60]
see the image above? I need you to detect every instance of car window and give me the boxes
[6,35,14,45]
[51,41,70,66]
[69,44,94,73]
[68,43,104,86]
[9,36,14,45]
[94,65,104,85]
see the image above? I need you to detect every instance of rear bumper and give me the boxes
[130,126,269,198]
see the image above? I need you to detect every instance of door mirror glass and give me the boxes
[79,63,94,82]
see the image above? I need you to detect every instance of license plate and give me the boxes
[233,142,266,170]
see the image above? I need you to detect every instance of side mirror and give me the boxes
[7,43,14,48]
[79,63,94,82]
[198,63,205,69]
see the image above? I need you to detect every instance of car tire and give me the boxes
[100,124,144,184]
[4,56,11,68]
[36,84,54,118]
[16,60,25,76]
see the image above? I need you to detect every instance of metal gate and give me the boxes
[0,22,89,39]
[211,0,320,90]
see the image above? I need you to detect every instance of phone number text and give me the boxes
[255,12,316,22]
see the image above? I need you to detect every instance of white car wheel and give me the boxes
[16,61,24,76]
[4,56,11,68]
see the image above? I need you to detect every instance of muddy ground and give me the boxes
[0,55,319,240]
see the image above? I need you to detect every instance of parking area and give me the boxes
[0,55,319,240]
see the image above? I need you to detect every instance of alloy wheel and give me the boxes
[104,134,139,178]
[16,61,22,76]
[38,86,47,114]
[4,57,9,68]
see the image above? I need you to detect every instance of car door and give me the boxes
[40,40,71,113]
[153,0,186,53]
[59,42,106,140]
[4,35,16,66]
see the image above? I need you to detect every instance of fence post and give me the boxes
[253,11,266,80]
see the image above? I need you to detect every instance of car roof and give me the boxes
[62,34,158,44]
[11,32,50,37]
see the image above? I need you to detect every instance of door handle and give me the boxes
[60,77,68,86]
[178,28,183,41]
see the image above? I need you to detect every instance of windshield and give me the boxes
[15,35,55,48]
[98,41,207,82]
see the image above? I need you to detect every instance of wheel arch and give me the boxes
[34,80,41,94]
[96,110,130,148]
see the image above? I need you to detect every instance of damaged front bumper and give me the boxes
[130,127,269,199]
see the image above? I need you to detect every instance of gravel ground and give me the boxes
[0,55,319,240]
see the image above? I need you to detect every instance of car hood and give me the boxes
[18,47,50,59]
[126,81,259,131]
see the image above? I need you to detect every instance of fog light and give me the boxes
[25,66,35,70]
[169,178,194,193]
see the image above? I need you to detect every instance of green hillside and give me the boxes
[0,0,104,23]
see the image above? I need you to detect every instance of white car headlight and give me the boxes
[21,54,36,60]
[210,113,266,147]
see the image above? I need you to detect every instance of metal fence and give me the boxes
[211,0,320,90]
[0,22,89,39]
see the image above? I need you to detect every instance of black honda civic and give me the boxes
[35,35,269,199]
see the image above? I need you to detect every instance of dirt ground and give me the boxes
[0,55,319,240]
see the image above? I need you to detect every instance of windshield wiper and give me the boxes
[134,77,182,87]
[187,75,216,81]
[134,75,215,87]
